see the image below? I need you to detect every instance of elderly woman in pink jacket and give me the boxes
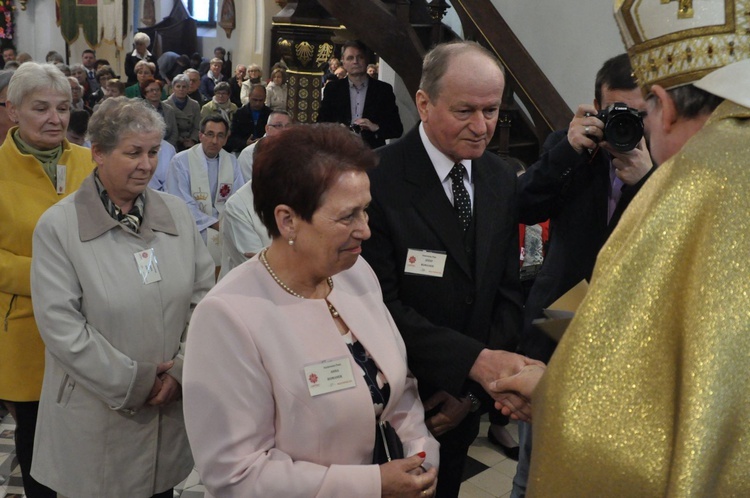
[183,123,439,497]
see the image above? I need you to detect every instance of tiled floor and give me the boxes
[0,412,517,498]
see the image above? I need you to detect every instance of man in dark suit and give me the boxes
[509,53,655,498]
[362,41,536,498]
[227,84,271,153]
[317,40,403,148]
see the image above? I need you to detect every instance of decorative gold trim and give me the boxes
[286,69,325,76]
[628,0,735,47]
[271,22,346,29]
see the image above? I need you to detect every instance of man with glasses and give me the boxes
[185,68,207,106]
[167,115,244,268]
[219,110,294,279]
[228,83,271,153]
[236,110,291,182]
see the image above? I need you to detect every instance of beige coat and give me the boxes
[30,174,215,497]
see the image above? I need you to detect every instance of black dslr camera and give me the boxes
[592,102,644,152]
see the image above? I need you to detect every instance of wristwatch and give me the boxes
[466,391,481,413]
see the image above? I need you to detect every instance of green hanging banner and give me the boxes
[58,0,98,47]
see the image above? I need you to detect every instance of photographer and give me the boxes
[510,53,655,498]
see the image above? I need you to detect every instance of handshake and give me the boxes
[470,349,547,422]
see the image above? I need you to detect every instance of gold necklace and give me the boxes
[260,248,339,318]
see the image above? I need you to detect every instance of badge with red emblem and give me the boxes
[217,183,232,203]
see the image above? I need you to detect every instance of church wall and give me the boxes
[488,0,627,111]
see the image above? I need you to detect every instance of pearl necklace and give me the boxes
[260,248,340,318]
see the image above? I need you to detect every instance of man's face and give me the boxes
[200,121,229,158]
[188,73,201,93]
[342,47,366,78]
[417,51,504,163]
[249,88,265,111]
[214,49,225,60]
[265,114,292,137]
[82,52,96,69]
[235,65,247,80]
[3,49,15,62]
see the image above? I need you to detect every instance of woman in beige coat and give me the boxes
[30,97,215,498]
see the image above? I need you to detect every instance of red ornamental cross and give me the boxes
[219,184,231,198]
[308,373,318,384]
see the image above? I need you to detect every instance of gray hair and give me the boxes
[172,73,190,86]
[88,97,165,153]
[70,63,86,75]
[667,84,723,119]
[134,60,156,74]
[184,68,200,77]
[0,69,13,93]
[213,81,230,94]
[419,41,504,99]
[133,32,150,46]
[46,51,64,64]
[7,62,71,106]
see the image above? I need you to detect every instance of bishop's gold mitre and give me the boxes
[614,0,750,91]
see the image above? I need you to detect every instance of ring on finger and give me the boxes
[584,125,590,134]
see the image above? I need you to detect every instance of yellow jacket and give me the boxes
[0,129,94,401]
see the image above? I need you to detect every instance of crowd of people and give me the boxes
[2,0,750,495]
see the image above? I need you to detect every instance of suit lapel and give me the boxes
[401,130,472,279]
[473,155,505,287]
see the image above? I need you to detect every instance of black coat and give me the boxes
[227,104,271,153]
[518,130,654,362]
[317,77,403,149]
[362,126,523,399]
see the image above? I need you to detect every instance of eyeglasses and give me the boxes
[145,87,161,93]
[267,123,292,129]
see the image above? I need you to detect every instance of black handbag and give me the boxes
[372,420,404,464]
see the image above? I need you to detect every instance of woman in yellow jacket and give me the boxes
[0,62,94,497]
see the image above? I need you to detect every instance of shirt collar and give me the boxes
[131,49,152,59]
[418,122,472,184]
[348,77,368,91]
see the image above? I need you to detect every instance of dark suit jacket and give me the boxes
[518,130,654,362]
[317,77,403,149]
[227,104,271,153]
[362,126,523,399]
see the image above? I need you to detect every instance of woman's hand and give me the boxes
[381,452,437,497]
[147,360,181,406]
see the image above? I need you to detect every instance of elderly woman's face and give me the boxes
[72,68,87,85]
[93,130,162,203]
[135,41,148,54]
[0,86,13,140]
[136,67,153,84]
[173,81,189,99]
[7,88,71,150]
[293,170,371,277]
[144,82,162,105]
[214,90,229,104]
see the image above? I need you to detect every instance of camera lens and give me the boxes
[602,103,644,152]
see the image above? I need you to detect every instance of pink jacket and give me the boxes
[183,256,439,497]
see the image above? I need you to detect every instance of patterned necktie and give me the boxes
[449,163,472,231]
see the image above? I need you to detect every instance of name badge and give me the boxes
[56,165,67,194]
[304,356,356,397]
[404,249,447,277]
[134,248,162,284]
[216,182,232,203]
